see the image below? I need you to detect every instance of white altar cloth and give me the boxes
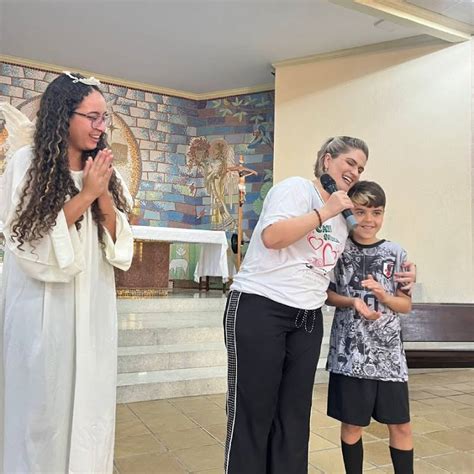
[131,226,229,282]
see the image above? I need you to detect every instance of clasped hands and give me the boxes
[82,148,114,201]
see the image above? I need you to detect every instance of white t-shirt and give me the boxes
[231,177,348,309]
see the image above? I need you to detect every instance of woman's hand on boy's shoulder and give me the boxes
[395,261,417,295]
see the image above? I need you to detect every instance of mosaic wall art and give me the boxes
[0,62,274,278]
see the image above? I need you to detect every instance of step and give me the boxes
[118,342,227,373]
[117,366,228,403]
[117,365,330,403]
[118,341,330,374]
[117,295,227,314]
[115,296,335,401]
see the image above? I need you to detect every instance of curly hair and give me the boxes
[11,72,131,249]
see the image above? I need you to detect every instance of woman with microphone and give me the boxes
[223,136,414,474]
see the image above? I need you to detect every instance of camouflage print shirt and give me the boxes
[326,238,409,382]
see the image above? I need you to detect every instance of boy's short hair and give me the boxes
[348,181,386,208]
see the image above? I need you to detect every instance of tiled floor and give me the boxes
[114,369,474,473]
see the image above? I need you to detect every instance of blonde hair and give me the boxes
[314,136,369,178]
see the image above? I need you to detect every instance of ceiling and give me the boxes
[407,0,473,25]
[0,0,471,96]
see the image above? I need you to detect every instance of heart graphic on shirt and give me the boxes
[322,243,338,267]
[307,235,324,252]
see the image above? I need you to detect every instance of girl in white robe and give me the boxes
[0,72,134,473]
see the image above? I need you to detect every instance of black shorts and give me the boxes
[327,372,410,426]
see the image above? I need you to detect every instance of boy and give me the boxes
[326,181,413,474]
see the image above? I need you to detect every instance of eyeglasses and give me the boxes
[73,111,112,128]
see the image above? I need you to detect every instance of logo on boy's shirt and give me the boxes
[382,260,395,279]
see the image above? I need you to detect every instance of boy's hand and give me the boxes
[352,297,381,320]
[362,274,388,303]
[394,261,417,295]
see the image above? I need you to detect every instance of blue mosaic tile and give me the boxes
[158,184,173,193]
[137,101,157,111]
[165,210,185,221]
[140,181,155,190]
[158,202,176,211]
[149,130,167,142]
[144,210,161,220]
[157,104,178,114]
[168,154,186,166]
[12,78,34,90]
[177,107,198,117]
[108,85,128,96]
[163,96,195,108]
[168,114,188,126]
[169,124,187,135]
[150,112,168,121]
[156,143,177,153]
[183,195,197,205]
[145,92,163,104]
[0,64,24,77]
[126,89,145,101]
[116,97,137,106]
[130,127,150,140]
[24,69,46,80]
[187,117,206,127]
[163,193,186,203]
[182,214,197,225]
[112,105,131,115]
[168,135,187,145]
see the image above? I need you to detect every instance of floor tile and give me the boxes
[363,440,392,466]
[365,422,390,440]
[115,452,187,474]
[113,369,474,473]
[412,434,455,457]
[411,415,450,435]
[424,428,474,452]
[314,426,341,446]
[170,396,221,414]
[114,433,166,459]
[424,451,474,472]
[116,404,140,423]
[310,410,340,430]
[188,408,227,427]
[173,444,224,471]
[204,423,227,444]
[156,427,218,451]
[115,419,152,439]
[423,411,473,429]
[129,399,182,418]
[412,458,449,473]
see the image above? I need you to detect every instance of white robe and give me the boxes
[0,146,134,473]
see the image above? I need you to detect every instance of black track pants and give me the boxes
[224,291,324,474]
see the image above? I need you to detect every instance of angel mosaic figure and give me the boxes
[187,137,238,230]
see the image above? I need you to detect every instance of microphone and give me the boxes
[320,174,358,230]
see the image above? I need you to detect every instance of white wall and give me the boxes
[274,39,473,303]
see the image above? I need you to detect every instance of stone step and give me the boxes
[117,366,228,403]
[118,342,227,373]
[118,341,330,373]
[117,295,228,314]
[116,364,330,403]
[115,296,335,401]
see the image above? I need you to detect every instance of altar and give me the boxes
[115,225,230,297]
